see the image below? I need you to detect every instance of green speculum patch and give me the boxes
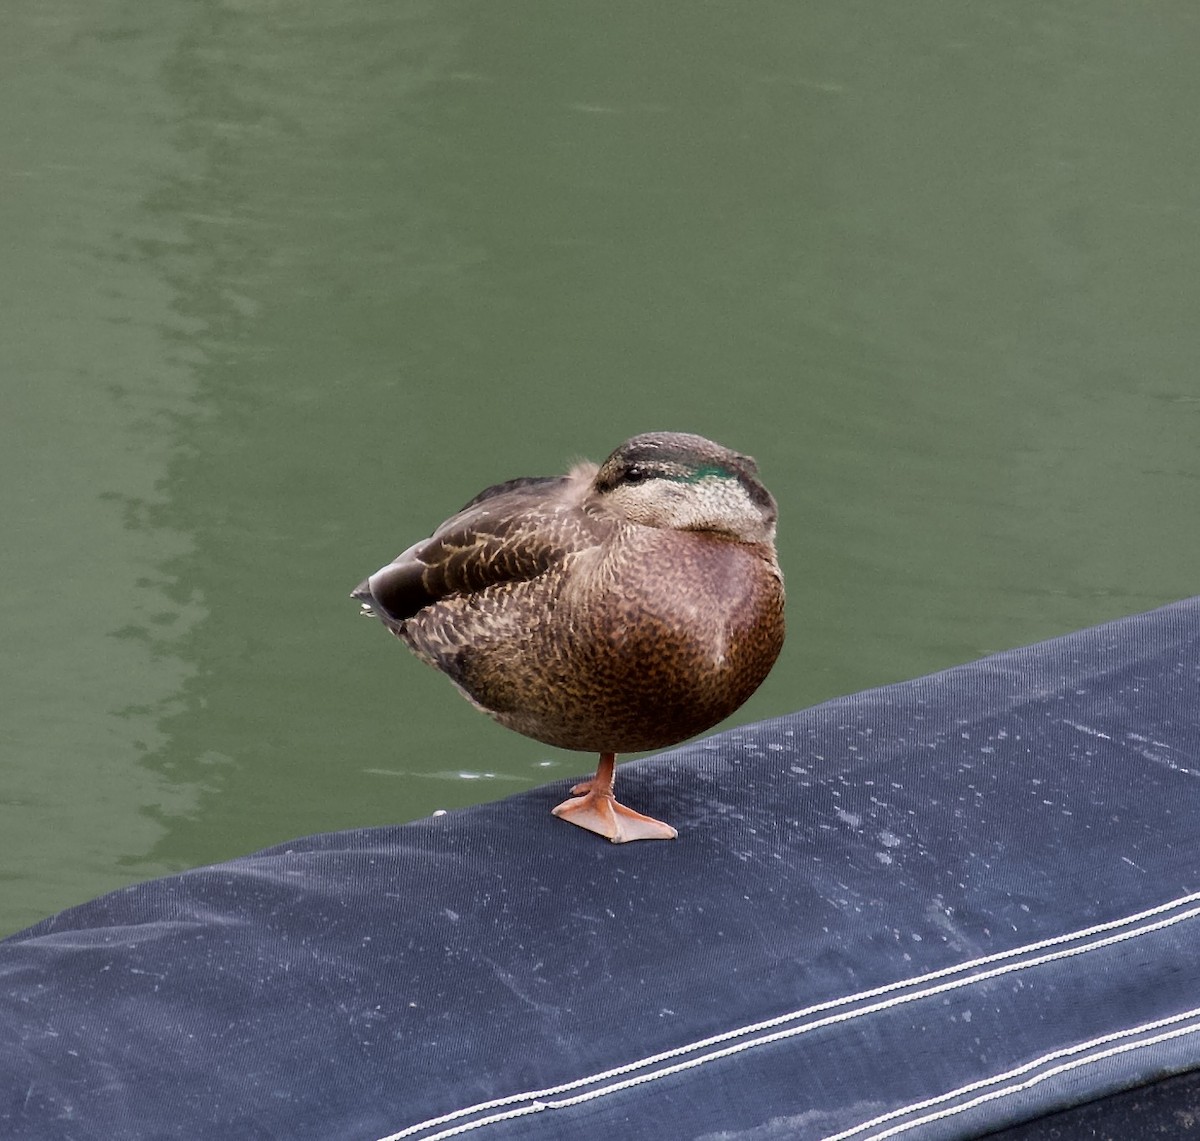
[675,465,737,483]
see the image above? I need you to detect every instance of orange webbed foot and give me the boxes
[551,753,677,843]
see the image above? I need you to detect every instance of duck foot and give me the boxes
[551,753,678,843]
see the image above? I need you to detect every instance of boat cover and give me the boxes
[3,597,1200,1140]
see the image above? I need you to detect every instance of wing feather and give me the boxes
[353,471,605,624]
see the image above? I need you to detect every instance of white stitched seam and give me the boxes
[407,914,1200,1141]
[822,1006,1200,1141]
[842,1017,1200,1141]
[381,891,1200,1139]
[377,890,1200,1141]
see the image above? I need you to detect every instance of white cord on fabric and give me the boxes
[378,890,1200,1141]
[822,1007,1200,1140]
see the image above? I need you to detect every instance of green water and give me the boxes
[4,1,1199,937]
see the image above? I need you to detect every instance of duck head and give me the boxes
[593,431,777,546]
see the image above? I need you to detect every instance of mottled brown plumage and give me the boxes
[352,431,785,842]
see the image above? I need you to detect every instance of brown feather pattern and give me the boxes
[353,433,785,756]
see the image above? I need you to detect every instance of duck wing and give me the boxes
[352,472,604,625]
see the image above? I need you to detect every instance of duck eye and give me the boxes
[623,466,649,484]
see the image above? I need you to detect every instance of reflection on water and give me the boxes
[363,767,548,784]
[1,2,204,933]
[4,0,1200,936]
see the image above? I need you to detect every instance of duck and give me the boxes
[351,431,785,843]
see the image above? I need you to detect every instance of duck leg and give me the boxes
[551,753,678,843]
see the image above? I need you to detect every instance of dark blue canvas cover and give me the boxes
[3,597,1200,1140]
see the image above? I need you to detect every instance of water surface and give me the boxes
[4,1,1199,935]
